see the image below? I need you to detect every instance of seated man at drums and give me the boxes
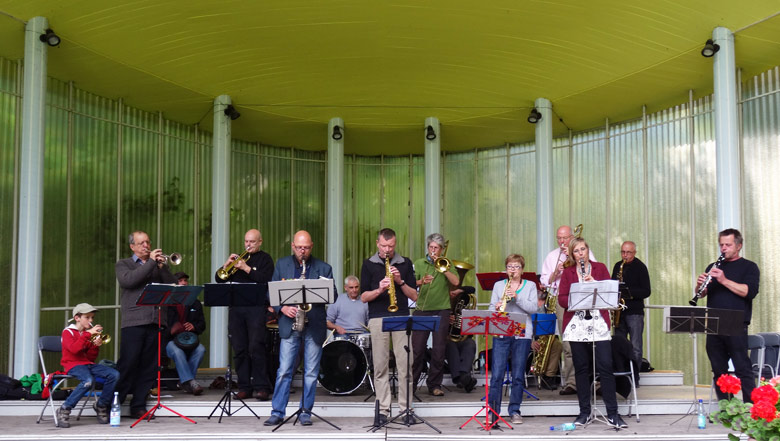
[327,275,369,337]
[166,272,206,395]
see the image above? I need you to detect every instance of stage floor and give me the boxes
[1,379,740,440]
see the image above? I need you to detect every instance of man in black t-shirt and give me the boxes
[360,228,418,425]
[697,228,760,403]
[611,241,651,384]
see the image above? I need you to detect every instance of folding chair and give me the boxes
[748,334,766,385]
[36,336,96,426]
[757,332,779,379]
[613,362,640,422]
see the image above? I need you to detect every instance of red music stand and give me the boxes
[458,309,527,431]
[131,283,202,428]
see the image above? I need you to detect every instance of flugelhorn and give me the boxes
[88,324,111,344]
[690,253,726,306]
[217,248,250,280]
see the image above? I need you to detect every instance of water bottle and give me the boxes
[697,399,706,429]
[110,391,121,427]
[550,422,576,431]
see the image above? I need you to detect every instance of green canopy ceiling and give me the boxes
[0,1,778,155]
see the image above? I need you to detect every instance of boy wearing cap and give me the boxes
[56,303,119,428]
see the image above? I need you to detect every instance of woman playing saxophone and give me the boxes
[488,254,538,425]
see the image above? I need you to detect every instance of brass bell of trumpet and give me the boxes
[90,329,111,344]
[161,252,182,266]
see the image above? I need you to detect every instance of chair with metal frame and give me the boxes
[36,336,96,427]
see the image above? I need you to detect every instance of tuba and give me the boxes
[448,262,475,342]
[531,286,556,380]
[292,259,311,332]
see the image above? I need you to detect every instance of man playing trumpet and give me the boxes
[214,228,275,401]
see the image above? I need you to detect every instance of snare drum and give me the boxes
[318,339,367,394]
[350,333,371,350]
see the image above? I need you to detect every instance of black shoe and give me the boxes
[540,376,557,390]
[404,414,415,425]
[608,414,628,429]
[377,414,388,425]
[559,386,577,395]
[299,412,312,426]
[573,413,590,426]
[264,415,283,426]
[464,375,477,393]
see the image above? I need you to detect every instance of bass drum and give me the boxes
[318,339,367,394]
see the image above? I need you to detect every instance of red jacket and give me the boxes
[60,325,100,372]
[557,261,613,331]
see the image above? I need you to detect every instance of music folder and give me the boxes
[268,278,335,307]
[569,280,620,311]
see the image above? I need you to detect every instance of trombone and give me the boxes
[217,248,250,280]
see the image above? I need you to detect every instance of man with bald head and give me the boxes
[215,228,275,401]
[264,230,336,427]
[540,225,595,395]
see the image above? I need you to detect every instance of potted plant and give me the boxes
[709,374,780,441]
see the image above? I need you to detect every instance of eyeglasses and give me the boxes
[294,245,312,251]
[506,265,522,270]
[556,235,573,241]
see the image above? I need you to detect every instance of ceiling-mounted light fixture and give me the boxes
[332,125,343,140]
[39,28,60,47]
[425,125,437,141]
[527,108,542,124]
[701,39,720,58]
[223,104,240,120]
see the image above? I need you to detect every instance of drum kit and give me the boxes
[318,331,374,395]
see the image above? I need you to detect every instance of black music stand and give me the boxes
[371,315,441,433]
[203,282,263,422]
[568,280,620,429]
[268,278,340,432]
[458,309,525,432]
[666,306,744,426]
[131,283,202,428]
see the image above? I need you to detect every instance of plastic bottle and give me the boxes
[110,391,121,427]
[697,399,706,429]
[550,422,577,431]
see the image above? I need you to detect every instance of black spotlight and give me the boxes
[425,125,437,141]
[39,28,60,47]
[223,104,240,120]
[332,125,343,140]
[701,39,720,58]
[527,108,542,124]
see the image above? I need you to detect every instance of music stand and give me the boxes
[203,282,264,421]
[268,278,340,432]
[459,309,526,432]
[666,306,744,426]
[131,283,203,428]
[370,315,441,433]
[531,312,557,389]
[568,280,620,429]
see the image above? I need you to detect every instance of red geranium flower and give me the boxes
[716,374,741,395]
[750,400,778,422]
[751,384,780,405]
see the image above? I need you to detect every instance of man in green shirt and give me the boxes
[412,233,459,396]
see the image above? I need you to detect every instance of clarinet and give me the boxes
[580,259,592,319]
[689,253,726,306]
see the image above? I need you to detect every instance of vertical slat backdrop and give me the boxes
[0,56,778,384]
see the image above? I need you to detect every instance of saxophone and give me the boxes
[385,256,398,313]
[531,286,557,379]
[292,259,310,332]
[613,259,627,328]
[497,277,514,312]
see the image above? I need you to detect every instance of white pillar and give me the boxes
[326,118,344,289]
[13,17,48,378]
[534,98,554,274]
[424,117,441,240]
[209,95,232,367]
[712,27,741,232]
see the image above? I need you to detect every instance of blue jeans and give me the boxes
[166,341,206,384]
[489,337,531,416]
[63,363,119,409]
[271,330,323,418]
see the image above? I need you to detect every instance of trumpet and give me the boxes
[690,253,726,306]
[88,324,111,344]
[160,252,182,266]
[217,248,250,280]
